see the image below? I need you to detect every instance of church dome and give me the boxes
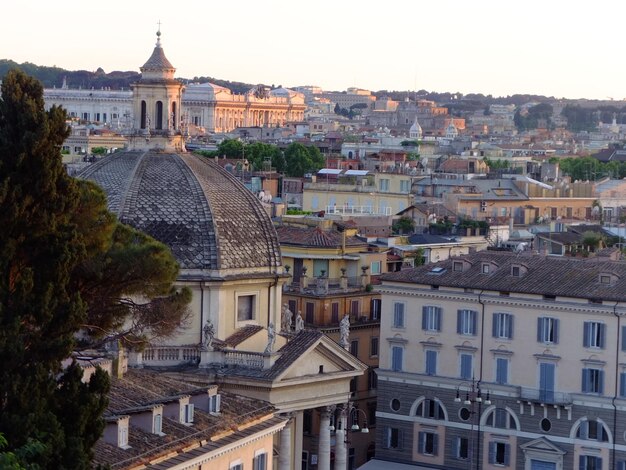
[78,152,282,273]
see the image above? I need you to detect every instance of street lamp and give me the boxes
[454,380,490,470]
[329,404,369,470]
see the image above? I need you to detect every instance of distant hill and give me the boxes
[0,59,258,94]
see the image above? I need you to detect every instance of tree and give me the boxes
[393,216,416,235]
[284,142,326,177]
[217,138,244,157]
[0,69,111,467]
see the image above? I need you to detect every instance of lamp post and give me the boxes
[329,404,369,470]
[454,379,490,470]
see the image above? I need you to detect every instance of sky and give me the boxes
[2,0,625,100]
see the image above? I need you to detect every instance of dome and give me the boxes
[78,151,282,273]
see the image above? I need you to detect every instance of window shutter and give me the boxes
[435,307,442,331]
[621,373,626,397]
[453,437,459,458]
[579,421,588,439]
[584,322,590,347]
[492,314,498,338]
[508,315,514,339]
[582,369,589,393]
[553,319,559,344]
[384,427,390,448]
[618,461,626,470]
[471,311,477,335]
[418,431,425,453]
[579,456,585,469]
[596,457,603,469]
[503,443,510,466]
[422,306,428,330]
[398,429,404,449]
[599,370,605,394]
[622,326,626,352]
[457,310,463,334]
[433,433,439,456]
[537,317,543,342]
[488,442,496,464]
[600,324,606,349]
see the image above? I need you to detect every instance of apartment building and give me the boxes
[373,250,626,470]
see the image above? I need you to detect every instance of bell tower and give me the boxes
[130,25,185,151]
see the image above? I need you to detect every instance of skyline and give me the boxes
[3,0,625,101]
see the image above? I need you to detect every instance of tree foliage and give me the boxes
[558,156,626,180]
[284,142,325,177]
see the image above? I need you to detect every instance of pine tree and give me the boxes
[0,69,109,467]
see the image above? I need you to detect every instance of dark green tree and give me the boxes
[284,142,326,177]
[217,138,244,157]
[0,69,110,467]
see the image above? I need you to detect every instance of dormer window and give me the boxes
[598,273,617,285]
[153,413,163,435]
[511,265,520,277]
[209,394,221,414]
[184,404,194,424]
[118,421,129,448]
[482,263,490,274]
[453,261,463,272]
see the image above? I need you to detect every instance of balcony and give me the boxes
[519,387,572,406]
[284,276,364,295]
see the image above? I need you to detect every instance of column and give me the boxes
[278,415,292,470]
[335,409,347,470]
[318,407,332,470]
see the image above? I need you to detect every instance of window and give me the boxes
[488,441,510,466]
[422,306,442,332]
[209,394,221,413]
[577,419,609,441]
[453,261,463,272]
[537,317,559,344]
[416,399,444,420]
[582,368,604,394]
[460,354,473,380]
[384,427,402,449]
[417,431,438,456]
[620,372,626,397]
[313,259,329,277]
[253,453,267,470]
[351,300,359,316]
[400,180,410,193]
[457,309,477,335]
[350,340,359,356]
[331,302,339,323]
[579,456,602,470]
[393,302,405,328]
[368,401,377,426]
[305,302,314,324]
[371,261,381,275]
[425,350,437,376]
[455,437,469,460]
[118,422,129,448]
[237,294,255,321]
[368,368,378,390]
[230,463,243,470]
[370,337,379,357]
[184,403,194,424]
[583,322,605,349]
[379,179,390,192]
[482,263,490,274]
[495,358,509,384]
[391,346,403,371]
[600,274,611,284]
[485,408,517,430]
[153,413,163,434]
[370,299,381,321]
[492,313,514,339]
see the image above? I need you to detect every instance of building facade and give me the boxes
[374,250,626,470]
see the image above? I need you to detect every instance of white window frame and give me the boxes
[493,313,513,339]
[236,292,258,325]
[209,394,221,414]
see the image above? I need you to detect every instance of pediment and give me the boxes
[274,335,366,383]
[520,437,565,455]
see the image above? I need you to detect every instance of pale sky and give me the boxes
[2,0,625,100]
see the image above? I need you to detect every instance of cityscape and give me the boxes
[1,4,626,470]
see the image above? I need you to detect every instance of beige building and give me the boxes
[78,32,366,470]
[374,250,626,470]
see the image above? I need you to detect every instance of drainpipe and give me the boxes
[476,290,486,470]
[199,283,204,344]
[612,301,620,470]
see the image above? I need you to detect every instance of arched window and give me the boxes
[155,101,163,130]
[576,418,609,442]
[484,407,518,430]
[415,399,445,420]
[171,102,177,130]
[140,100,147,129]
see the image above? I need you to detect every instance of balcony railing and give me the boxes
[519,387,572,405]
[142,346,200,366]
[223,350,265,369]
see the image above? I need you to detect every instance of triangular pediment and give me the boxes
[273,334,366,383]
[520,437,566,455]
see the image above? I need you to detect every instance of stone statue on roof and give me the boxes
[281,303,293,332]
[339,314,350,350]
[295,311,304,333]
[265,322,276,354]
[202,320,215,350]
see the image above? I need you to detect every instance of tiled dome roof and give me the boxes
[141,44,174,70]
[79,152,282,272]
